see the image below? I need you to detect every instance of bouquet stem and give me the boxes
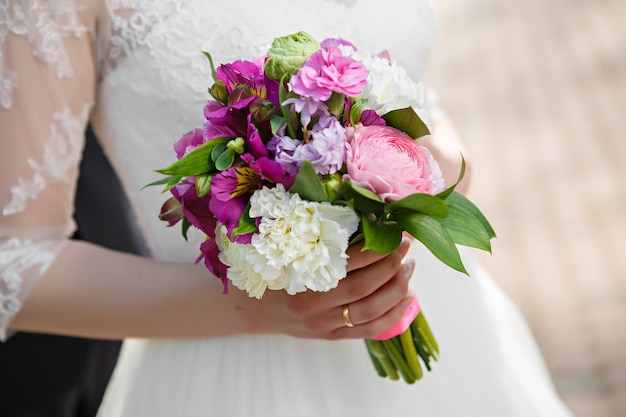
[365,311,438,384]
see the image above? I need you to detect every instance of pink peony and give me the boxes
[344,125,445,202]
[289,45,368,101]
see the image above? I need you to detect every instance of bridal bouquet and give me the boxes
[151,32,495,384]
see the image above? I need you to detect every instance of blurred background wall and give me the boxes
[426,0,626,416]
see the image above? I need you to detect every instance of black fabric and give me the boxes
[0,126,147,417]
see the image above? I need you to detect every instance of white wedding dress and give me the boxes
[0,0,573,416]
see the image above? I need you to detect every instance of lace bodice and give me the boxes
[0,0,436,339]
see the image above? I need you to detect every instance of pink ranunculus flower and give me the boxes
[289,45,368,101]
[344,125,445,202]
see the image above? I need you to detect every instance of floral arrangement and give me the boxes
[151,32,495,384]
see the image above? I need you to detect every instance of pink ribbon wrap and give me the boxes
[371,296,421,341]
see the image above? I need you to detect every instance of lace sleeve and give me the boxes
[0,0,95,340]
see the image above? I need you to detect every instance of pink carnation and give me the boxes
[289,46,368,101]
[344,125,445,202]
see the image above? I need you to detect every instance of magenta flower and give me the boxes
[289,45,369,101]
[359,109,386,127]
[246,114,269,159]
[203,100,250,140]
[216,59,266,97]
[209,167,257,243]
[199,238,229,293]
[170,183,216,237]
[174,128,205,159]
[241,153,296,189]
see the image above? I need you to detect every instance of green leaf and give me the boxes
[385,193,449,218]
[289,160,328,202]
[270,116,285,136]
[382,107,430,139]
[142,175,183,193]
[360,213,403,254]
[142,177,171,190]
[155,138,229,176]
[437,155,466,200]
[341,182,385,216]
[446,192,496,239]
[325,92,345,117]
[201,51,217,81]
[438,204,492,252]
[231,203,258,238]
[215,150,236,171]
[350,99,367,126]
[279,76,297,138]
[181,217,192,242]
[396,212,467,274]
[211,141,229,163]
[162,175,184,193]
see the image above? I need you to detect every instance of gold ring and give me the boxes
[342,304,354,328]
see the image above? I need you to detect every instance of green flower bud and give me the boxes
[323,174,343,202]
[159,196,184,225]
[228,84,252,106]
[264,31,320,81]
[195,174,213,198]
[226,137,245,154]
[209,81,228,104]
[249,98,276,123]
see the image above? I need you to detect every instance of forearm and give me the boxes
[11,240,250,340]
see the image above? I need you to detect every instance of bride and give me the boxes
[1,0,573,416]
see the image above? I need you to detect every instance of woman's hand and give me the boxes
[236,239,416,340]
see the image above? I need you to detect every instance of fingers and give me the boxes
[330,294,416,340]
[328,260,416,340]
[345,240,405,272]
[262,239,415,340]
[290,239,411,316]
[342,260,415,327]
[339,241,411,305]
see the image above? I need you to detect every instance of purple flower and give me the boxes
[302,116,347,175]
[289,45,369,101]
[320,38,358,51]
[269,116,347,175]
[282,96,329,127]
[267,135,301,174]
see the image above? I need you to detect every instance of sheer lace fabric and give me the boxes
[0,0,95,337]
[0,234,66,340]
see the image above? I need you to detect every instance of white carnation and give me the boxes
[220,184,359,298]
[216,224,273,299]
[358,54,426,116]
